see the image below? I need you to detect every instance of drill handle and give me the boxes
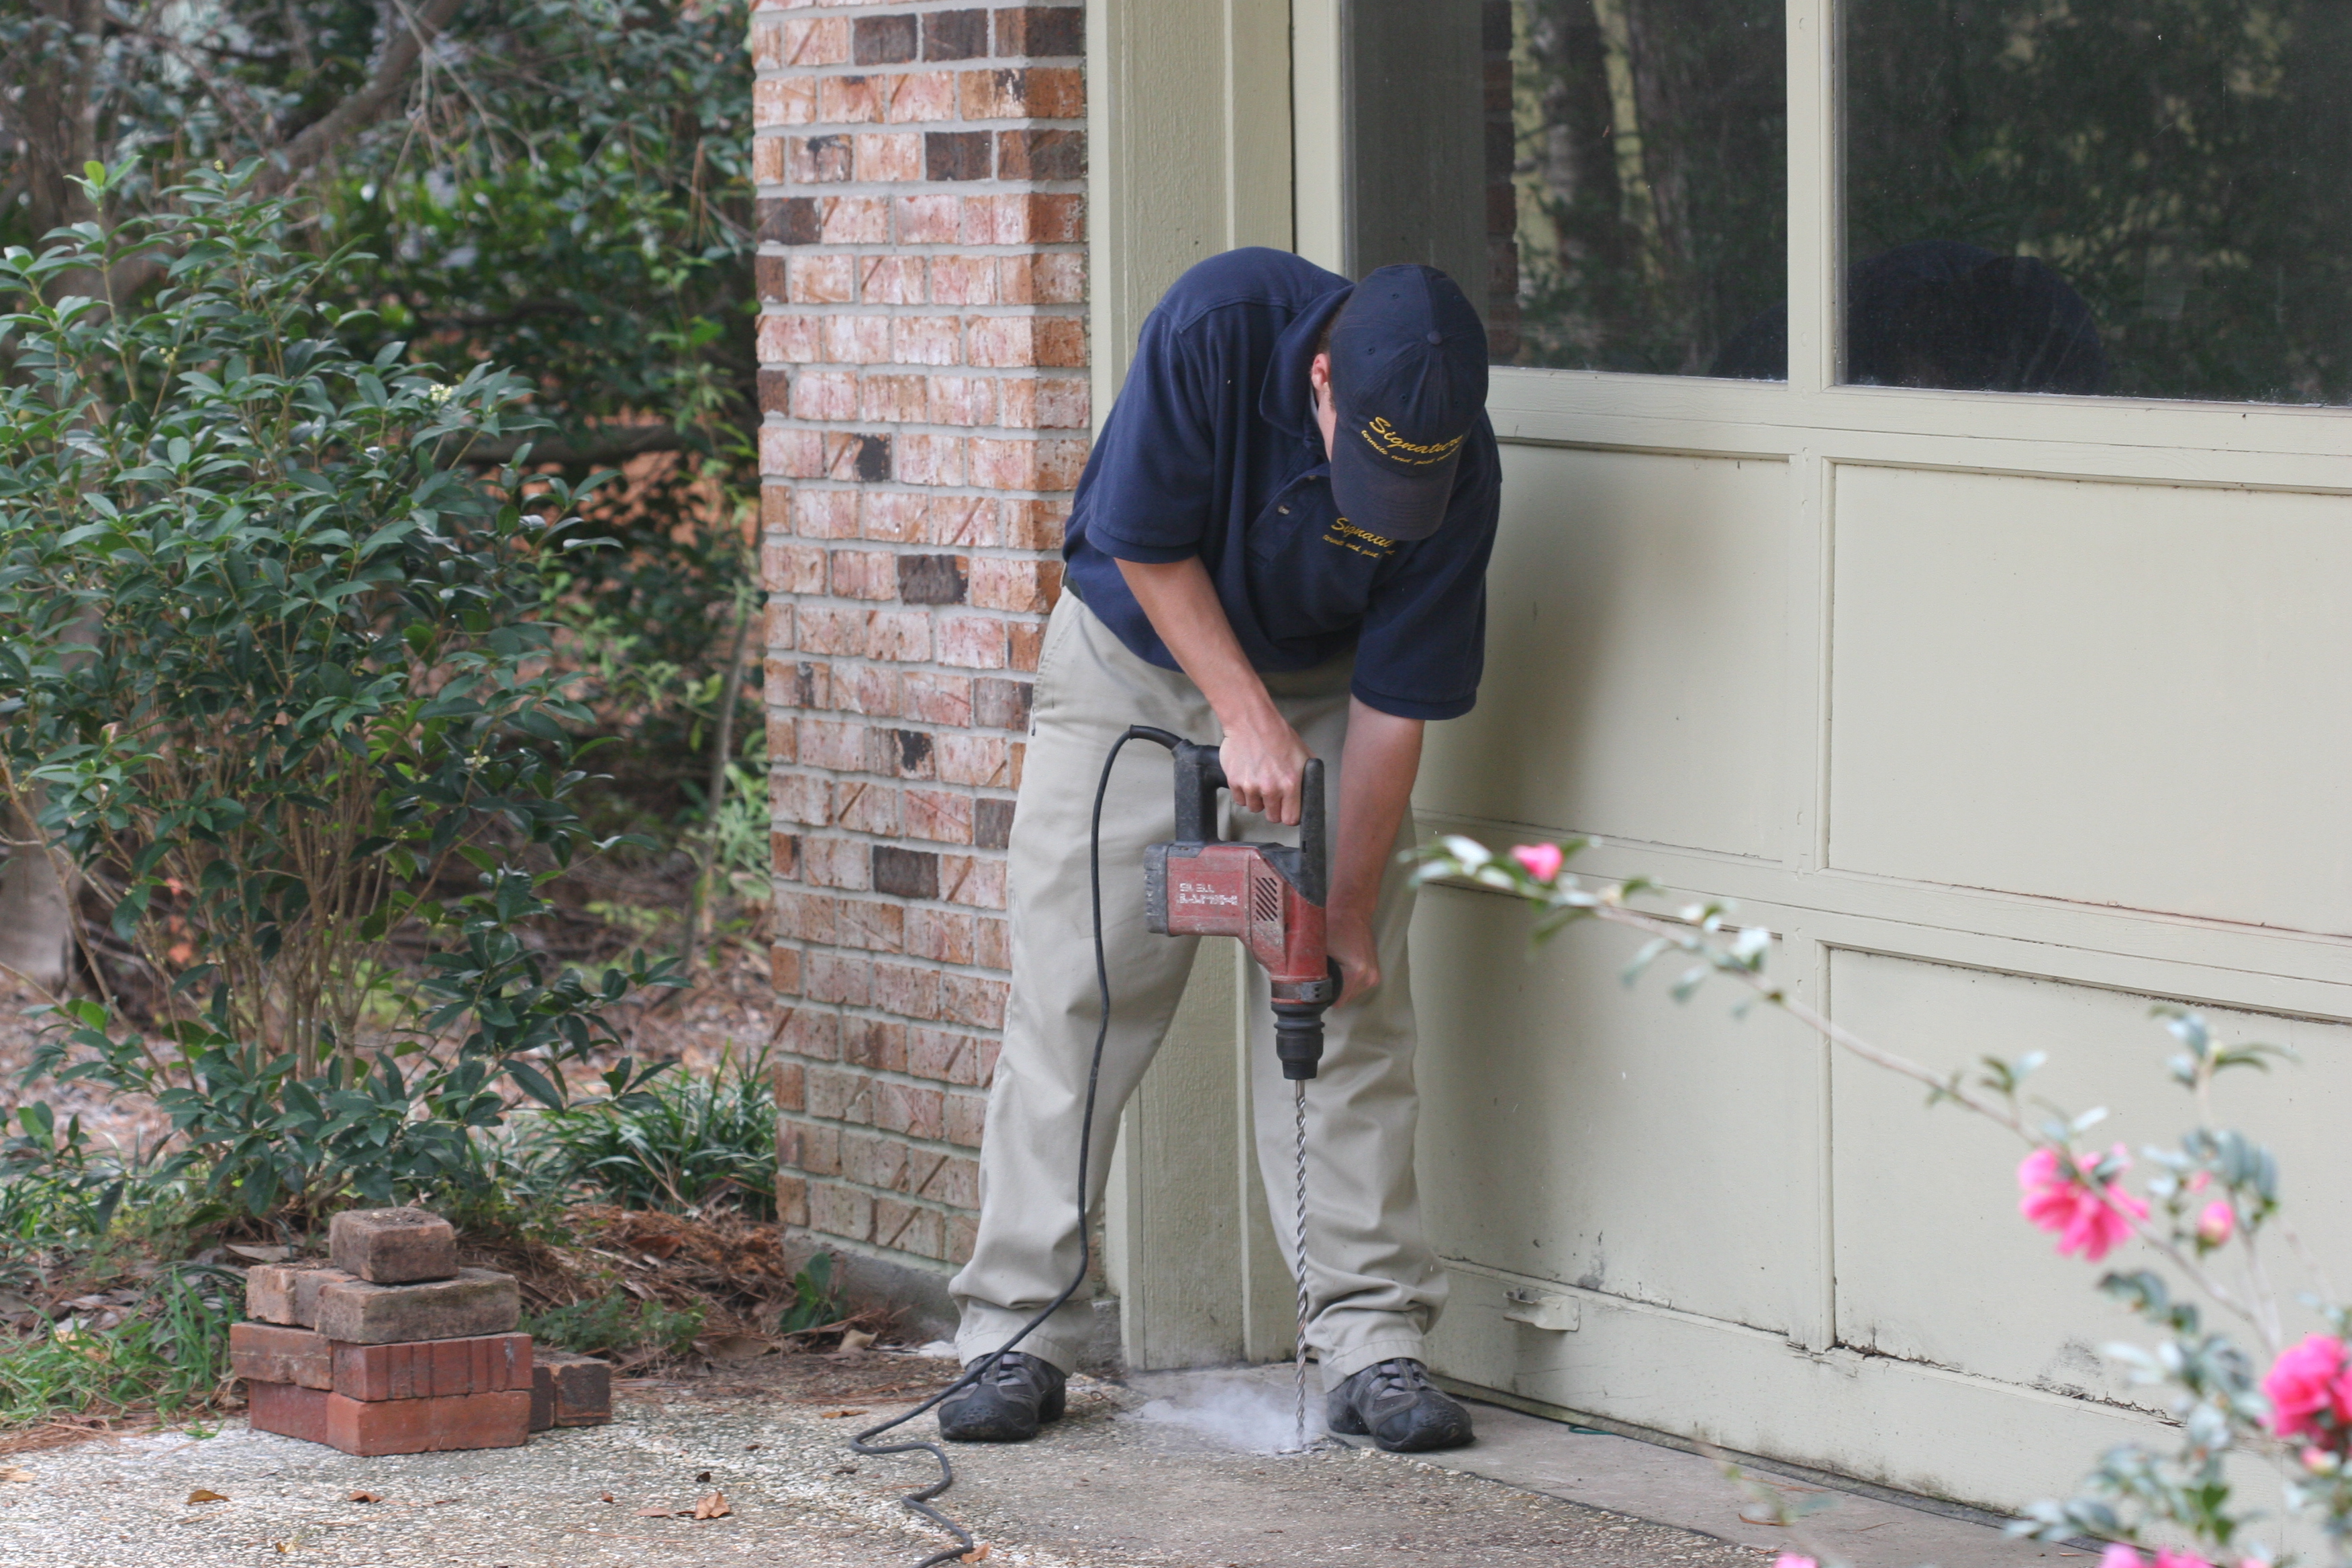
[1299,756,1327,906]
[1123,726,1226,844]
[1170,737,1226,846]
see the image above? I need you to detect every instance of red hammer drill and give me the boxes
[1133,727,1340,1079]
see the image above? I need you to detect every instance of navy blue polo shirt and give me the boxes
[1063,248,1499,722]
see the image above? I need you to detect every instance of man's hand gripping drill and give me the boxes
[1135,727,1341,1077]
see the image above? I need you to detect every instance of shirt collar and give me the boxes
[1259,283,1355,442]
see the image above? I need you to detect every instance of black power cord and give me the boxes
[849,726,1177,1567]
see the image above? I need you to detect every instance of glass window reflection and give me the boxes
[1347,0,1787,375]
[1843,0,2352,404]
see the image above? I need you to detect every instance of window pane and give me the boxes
[1845,1,2352,404]
[1346,0,1787,375]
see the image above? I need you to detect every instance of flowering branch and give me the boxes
[1413,834,2352,1567]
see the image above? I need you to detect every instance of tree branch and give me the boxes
[101,0,468,300]
[258,0,467,197]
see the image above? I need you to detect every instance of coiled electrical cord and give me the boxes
[848,726,1159,1567]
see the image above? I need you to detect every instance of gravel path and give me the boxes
[1,1351,1770,1568]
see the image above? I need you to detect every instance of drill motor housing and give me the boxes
[1136,729,1338,1080]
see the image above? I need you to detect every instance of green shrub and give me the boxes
[0,1105,136,1257]
[0,161,677,1221]
[509,1044,777,1218]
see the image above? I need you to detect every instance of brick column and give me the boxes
[751,1,1087,1280]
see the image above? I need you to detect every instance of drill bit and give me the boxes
[1293,1077,1310,1452]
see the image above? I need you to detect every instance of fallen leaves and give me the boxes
[0,1468,31,1485]
[961,1545,991,1563]
[818,1408,868,1419]
[346,1491,380,1504]
[185,1488,229,1505]
[597,1492,615,1504]
[836,1329,877,1353]
[50,1322,112,1357]
[693,1470,711,1483]
[629,1491,734,1522]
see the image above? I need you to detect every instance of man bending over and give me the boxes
[941,248,1500,1454]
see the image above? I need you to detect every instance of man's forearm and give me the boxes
[1116,556,1310,823]
[1332,699,1423,930]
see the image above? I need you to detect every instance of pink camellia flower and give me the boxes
[2195,1199,2235,1248]
[2153,1551,2214,1568]
[1510,842,1565,883]
[2263,1334,2352,1444]
[2100,1547,2143,1568]
[2018,1144,2150,1262]
[1772,1556,1818,1568]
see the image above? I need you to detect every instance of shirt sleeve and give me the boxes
[1079,307,1224,565]
[1346,447,1499,721]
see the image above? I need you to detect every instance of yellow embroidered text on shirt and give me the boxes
[1322,517,1395,558]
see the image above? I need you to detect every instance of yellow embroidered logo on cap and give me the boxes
[1358,416,1464,467]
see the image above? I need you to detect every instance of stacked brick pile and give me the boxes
[235,1208,611,1455]
[752,2,1089,1281]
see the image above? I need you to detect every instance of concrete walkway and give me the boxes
[0,1352,2099,1568]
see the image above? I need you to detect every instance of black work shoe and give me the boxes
[936,1351,1068,1442]
[1326,1359,1475,1453]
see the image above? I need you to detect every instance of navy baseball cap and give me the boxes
[1326,264,1489,542]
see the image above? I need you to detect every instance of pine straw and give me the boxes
[0,1412,170,1457]
[464,1204,897,1371]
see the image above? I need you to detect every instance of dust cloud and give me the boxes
[1128,1373,1326,1454]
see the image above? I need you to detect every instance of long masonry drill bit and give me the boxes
[1293,1078,1311,1453]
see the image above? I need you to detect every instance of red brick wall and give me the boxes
[751,1,1087,1275]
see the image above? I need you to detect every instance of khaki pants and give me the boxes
[948,593,1446,1387]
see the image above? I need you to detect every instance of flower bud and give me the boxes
[1510,842,1565,883]
[2196,1199,2234,1248]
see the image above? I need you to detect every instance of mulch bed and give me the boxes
[466,1204,901,1372]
